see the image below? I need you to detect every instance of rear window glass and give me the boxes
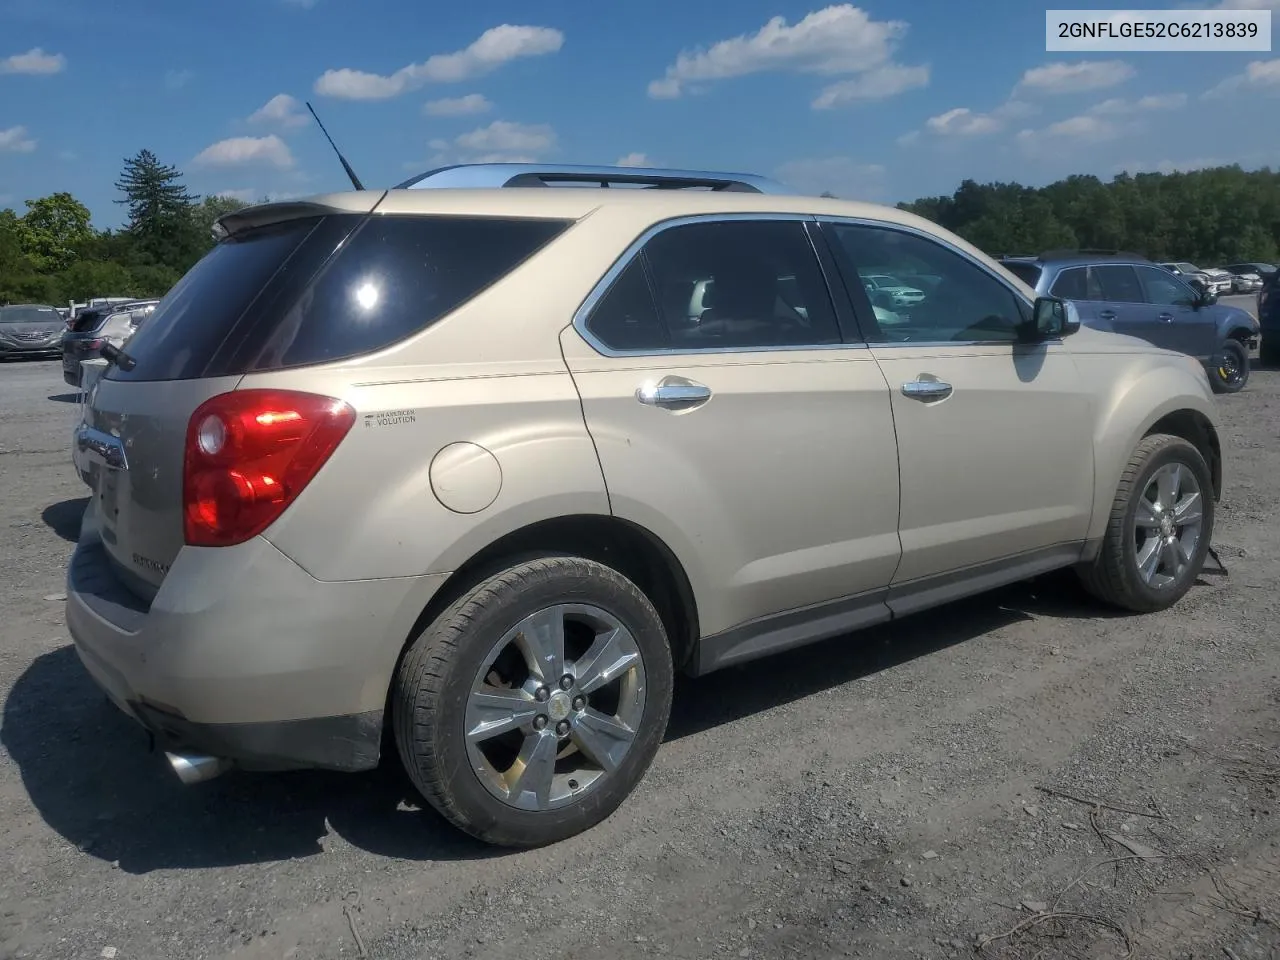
[0,305,61,324]
[1000,262,1041,288]
[111,214,571,382]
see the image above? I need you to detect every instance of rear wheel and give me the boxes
[393,555,674,847]
[1209,339,1249,393]
[1077,434,1214,613]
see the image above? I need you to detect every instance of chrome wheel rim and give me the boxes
[1132,462,1204,590]
[465,604,646,811]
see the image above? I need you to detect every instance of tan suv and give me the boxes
[66,163,1223,847]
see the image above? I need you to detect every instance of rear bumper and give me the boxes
[65,503,448,772]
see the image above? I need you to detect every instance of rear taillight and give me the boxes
[183,389,356,547]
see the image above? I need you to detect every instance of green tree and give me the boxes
[188,194,248,244]
[17,192,93,271]
[114,148,199,269]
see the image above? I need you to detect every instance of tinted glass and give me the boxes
[1094,264,1144,303]
[112,216,342,382]
[1050,267,1092,300]
[1001,261,1042,288]
[229,215,570,372]
[641,219,841,350]
[0,306,61,324]
[585,258,667,351]
[827,223,1025,343]
[113,214,569,381]
[1136,265,1193,305]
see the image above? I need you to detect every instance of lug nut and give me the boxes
[534,715,548,731]
[572,695,586,711]
[555,720,571,737]
[534,686,550,702]
[559,675,574,691]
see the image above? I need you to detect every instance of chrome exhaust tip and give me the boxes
[165,751,232,785]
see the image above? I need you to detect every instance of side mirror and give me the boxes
[1027,296,1081,341]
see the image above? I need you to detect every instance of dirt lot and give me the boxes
[1,337,1278,960]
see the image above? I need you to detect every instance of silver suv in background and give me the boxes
[66,163,1224,848]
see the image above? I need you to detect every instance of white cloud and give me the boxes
[423,120,558,165]
[1203,58,1280,97]
[215,188,258,202]
[904,99,1037,143]
[925,107,1002,137]
[775,157,886,199]
[811,62,929,109]
[1017,60,1135,94]
[648,5,925,106]
[424,93,493,116]
[193,135,295,169]
[0,47,66,75]
[0,125,37,152]
[1041,114,1119,140]
[316,24,564,100]
[616,152,652,167]
[249,93,308,129]
[1089,92,1187,115]
[164,69,194,90]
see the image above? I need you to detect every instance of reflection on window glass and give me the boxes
[640,219,842,350]
[828,223,1024,343]
[1136,266,1193,306]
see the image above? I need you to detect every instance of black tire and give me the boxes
[1077,433,1214,613]
[1260,336,1280,369]
[392,555,674,848]
[1209,339,1249,394]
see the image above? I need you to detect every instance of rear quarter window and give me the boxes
[112,213,571,381]
[1000,262,1042,289]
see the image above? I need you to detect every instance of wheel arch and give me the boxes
[1144,408,1222,502]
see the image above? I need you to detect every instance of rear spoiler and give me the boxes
[212,191,388,241]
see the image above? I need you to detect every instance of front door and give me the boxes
[560,216,903,641]
[1133,263,1219,360]
[820,220,1096,609]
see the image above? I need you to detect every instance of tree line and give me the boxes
[3,155,1278,309]
[0,149,247,307]
[897,165,1280,265]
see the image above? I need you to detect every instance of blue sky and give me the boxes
[1,0,1277,227]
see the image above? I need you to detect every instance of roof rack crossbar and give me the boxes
[393,163,792,195]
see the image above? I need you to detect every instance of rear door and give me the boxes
[560,215,902,641]
[1133,264,1216,359]
[1092,264,1164,344]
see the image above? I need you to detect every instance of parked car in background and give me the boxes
[1223,261,1277,281]
[1002,250,1258,393]
[860,272,927,309]
[61,299,159,386]
[66,163,1225,849]
[1201,267,1238,295]
[1220,269,1263,294]
[0,304,66,359]
[1159,261,1222,295]
[1259,268,1279,367]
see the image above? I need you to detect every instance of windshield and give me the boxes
[0,306,62,324]
[1176,262,1201,272]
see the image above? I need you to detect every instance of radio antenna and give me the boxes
[305,101,365,191]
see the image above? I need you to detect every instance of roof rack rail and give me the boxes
[1037,248,1150,261]
[393,162,792,194]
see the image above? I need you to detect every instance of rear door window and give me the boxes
[1094,265,1145,303]
[1049,267,1097,300]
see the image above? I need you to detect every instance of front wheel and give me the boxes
[393,555,674,847]
[1209,339,1249,393]
[1077,434,1214,613]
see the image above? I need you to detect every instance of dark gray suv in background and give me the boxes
[1000,250,1259,393]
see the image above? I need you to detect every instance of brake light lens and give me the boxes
[183,389,356,547]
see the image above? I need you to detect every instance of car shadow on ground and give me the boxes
[48,392,81,404]
[2,571,1123,875]
[41,497,89,542]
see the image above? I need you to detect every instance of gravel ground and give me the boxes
[1,326,1277,960]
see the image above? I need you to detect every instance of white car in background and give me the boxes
[861,273,926,308]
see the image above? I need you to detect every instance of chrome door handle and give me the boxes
[901,380,953,401]
[1098,309,1116,320]
[636,375,712,411]
[1158,312,1174,322]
